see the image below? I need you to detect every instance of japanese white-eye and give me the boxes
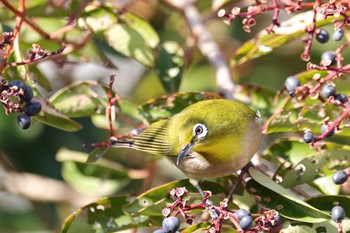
[110,99,262,194]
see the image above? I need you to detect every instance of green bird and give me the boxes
[110,99,262,195]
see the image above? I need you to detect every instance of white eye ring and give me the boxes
[193,123,208,139]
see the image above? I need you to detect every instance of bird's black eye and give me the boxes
[193,123,207,139]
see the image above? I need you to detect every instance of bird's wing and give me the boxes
[112,119,171,156]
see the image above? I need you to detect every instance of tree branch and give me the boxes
[163,0,235,99]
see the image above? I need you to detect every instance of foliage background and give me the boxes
[0,0,349,232]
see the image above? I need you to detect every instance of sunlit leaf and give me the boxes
[77,5,118,32]
[280,149,350,188]
[247,168,330,223]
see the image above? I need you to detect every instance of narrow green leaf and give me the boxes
[247,168,330,223]
[307,195,350,218]
[61,160,130,196]
[34,99,82,132]
[49,80,109,118]
[154,41,184,93]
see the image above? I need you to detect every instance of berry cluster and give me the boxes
[155,187,282,232]
[0,78,41,129]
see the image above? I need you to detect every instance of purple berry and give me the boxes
[24,101,42,116]
[162,216,180,233]
[239,215,253,230]
[17,113,31,129]
[335,93,347,104]
[316,29,330,43]
[332,170,348,185]
[321,85,336,98]
[303,132,314,144]
[9,80,25,93]
[284,76,300,96]
[321,124,335,138]
[331,206,345,222]
[236,208,251,220]
[321,51,336,66]
[333,28,344,41]
[20,85,33,102]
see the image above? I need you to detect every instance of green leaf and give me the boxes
[123,179,229,216]
[307,195,350,218]
[231,10,349,66]
[49,80,109,118]
[77,5,118,32]
[233,84,277,120]
[61,195,162,233]
[138,92,220,123]
[280,149,350,188]
[154,41,184,93]
[57,148,130,196]
[105,11,159,67]
[247,168,330,223]
[34,98,82,132]
[105,24,154,67]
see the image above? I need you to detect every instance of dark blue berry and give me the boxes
[162,216,180,233]
[335,93,347,104]
[24,101,42,116]
[316,29,330,44]
[321,124,335,138]
[321,51,336,66]
[333,28,344,41]
[236,208,251,220]
[303,132,314,144]
[332,170,348,185]
[20,85,33,102]
[17,113,31,129]
[321,85,336,98]
[284,76,300,96]
[268,213,282,228]
[9,80,25,93]
[239,215,253,230]
[331,206,345,222]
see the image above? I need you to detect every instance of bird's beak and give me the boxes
[176,140,195,166]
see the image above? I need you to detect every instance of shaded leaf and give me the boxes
[247,168,330,223]
[34,98,82,132]
[307,195,350,218]
[154,41,184,93]
[61,195,162,233]
[138,92,220,123]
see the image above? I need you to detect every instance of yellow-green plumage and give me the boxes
[112,99,262,180]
